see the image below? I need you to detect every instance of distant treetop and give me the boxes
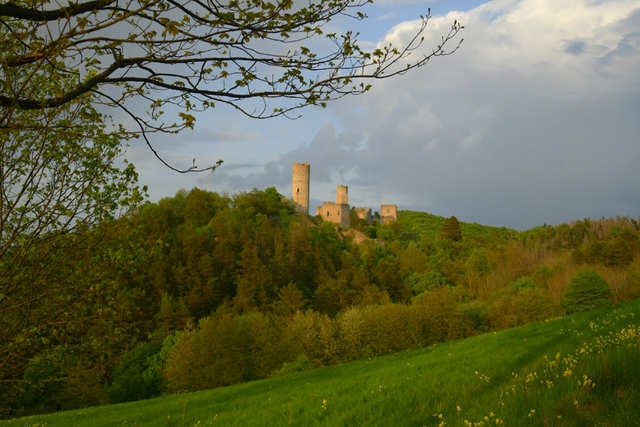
[438,216,462,242]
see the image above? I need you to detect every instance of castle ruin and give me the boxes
[315,186,351,229]
[292,162,397,228]
[353,207,372,224]
[381,204,398,223]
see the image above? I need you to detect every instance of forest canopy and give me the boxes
[1,0,464,412]
[2,186,640,416]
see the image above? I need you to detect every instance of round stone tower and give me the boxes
[292,162,310,214]
[336,185,348,205]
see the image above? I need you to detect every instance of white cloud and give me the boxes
[397,104,444,137]
[375,12,397,21]
[285,0,640,229]
[136,0,640,230]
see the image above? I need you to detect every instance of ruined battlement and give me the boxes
[293,162,395,230]
[353,207,372,225]
[316,201,350,229]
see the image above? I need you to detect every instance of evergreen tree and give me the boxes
[563,269,613,315]
[438,216,462,242]
[273,282,308,319]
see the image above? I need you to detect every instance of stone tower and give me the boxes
[336,185,348,204]
[381,204,397,222]
[292,162,310,214]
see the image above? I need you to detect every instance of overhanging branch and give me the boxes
[0,0,115,22]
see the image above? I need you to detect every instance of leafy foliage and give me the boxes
[399,211,515,241]
[271,355,315,377]
[465,249,491,277]
[511,277,535,290]
[109,342,163,403]
[406,271,450,295]
[0,87,148,413]
[160,286,472,392]
[438,215,462,242]
[3,185,640,414]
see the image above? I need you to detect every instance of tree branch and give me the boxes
[0,57,146,108]
[0,0,115,21]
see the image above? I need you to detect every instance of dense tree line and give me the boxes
[5,187,640,417]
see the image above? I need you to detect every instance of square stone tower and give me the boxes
[381,204,397,222]
[315,184,350,228]
[292,162,310,214]
[316,201,350,228]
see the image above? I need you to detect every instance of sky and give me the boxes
[122,0,640,231]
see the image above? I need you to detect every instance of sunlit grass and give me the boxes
[3,299,639,427]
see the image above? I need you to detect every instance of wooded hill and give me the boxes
[4,187,640,418]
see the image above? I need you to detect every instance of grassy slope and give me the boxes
[398,211,517,240]
[5,299,639,427]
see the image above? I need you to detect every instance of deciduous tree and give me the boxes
[0,93,146,413]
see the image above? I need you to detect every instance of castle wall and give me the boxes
[381,204,397,223]
[292,162,310,214]
[353,207,372,225]
[317,201,350,229]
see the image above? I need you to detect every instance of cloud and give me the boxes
[375,13,396,21]
[195,128,261,143]
[137,0,640,231]
[562,39,588,55]
[264,0,640,229]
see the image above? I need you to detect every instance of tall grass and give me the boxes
[4,300,638,427]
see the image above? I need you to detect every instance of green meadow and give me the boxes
[4,299,639,427]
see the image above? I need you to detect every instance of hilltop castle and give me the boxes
[292,162,397,229]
